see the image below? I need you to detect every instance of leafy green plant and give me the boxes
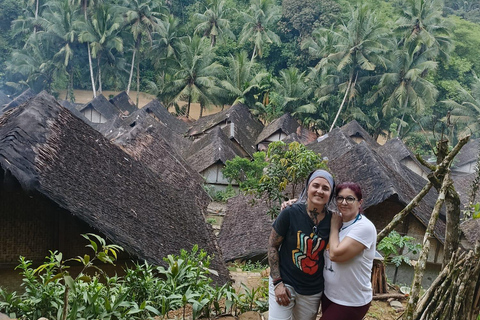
[206,217,217,224]
[378,231,422,283]
[203,184,237,202]
[229,260,268,272]
[222,152,268,190]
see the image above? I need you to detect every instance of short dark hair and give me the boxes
[335,182,363,200]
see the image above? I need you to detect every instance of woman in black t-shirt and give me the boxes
[268,169,335,320]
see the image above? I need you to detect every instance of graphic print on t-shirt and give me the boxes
[291,231,327,275]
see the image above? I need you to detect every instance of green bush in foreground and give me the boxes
[0,234,268,320]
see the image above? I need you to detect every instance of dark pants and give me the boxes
[320,294,371,320]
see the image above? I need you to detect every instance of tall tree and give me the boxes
[77,3,123,94]
[442,73,480,138]
[238,0,281,62]
[273,67,312,114]
[40,0,82,101]
[368,43,439,136]
[194,0,234,47]
[123,0,165,105]
[303,3,389,131]
[164,36,224,118]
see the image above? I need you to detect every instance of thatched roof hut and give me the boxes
[109,91,137,116]
[141,99,189,136]
[1,89,35,114]
[379,138,429,179]
[187,126,244,174]
[460,218,480,249]
[307,128,358,161]
[282,126,319,146]
[340,120,379,148]
[218,193,272,262]
[255,113,299,147]
[0,91,229,282]
[188,103,264,158]
[453,138,479,174]
[76,94,122,124]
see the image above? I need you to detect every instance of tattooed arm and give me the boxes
[268,227,291,306]
[268,228,283,279]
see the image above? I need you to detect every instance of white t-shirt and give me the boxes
[323,215,377,306]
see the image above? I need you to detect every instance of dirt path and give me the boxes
[60,89,225,120]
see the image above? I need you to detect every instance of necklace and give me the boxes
[341,213,362,231]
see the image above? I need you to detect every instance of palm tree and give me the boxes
[220,50,269,107]
[395,0,452,60]
[123,0,166,105]
[303,3,389,132]
[164,36,224,118]
[368,43,438,136]
[151,14,183,64]
[194,0,234,47]
[238,0,281,62]
[442,73,480,137]
[77,3,123,94]
[40,0,82,101]
[273,67,312,114]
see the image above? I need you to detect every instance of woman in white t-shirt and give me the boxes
[321,182,376,320]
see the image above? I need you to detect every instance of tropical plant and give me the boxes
[194,0,234,47]
[303,3,389,131]
[222,151,268,190]
[272,66,312,114]
[164,36,224,118]
[238,0,281,61]
[378,230,422,284]
[257,141,328,218]
[77,3,123,94]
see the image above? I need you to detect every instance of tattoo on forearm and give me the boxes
[268,229,283,279]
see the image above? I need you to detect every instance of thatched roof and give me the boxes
[452,172,480,209]
[0,91,229,282]
[0,90,11,107]
[218,193,273,262]
[77,94,122,121]
[380,138,429,174]
[283,126,319,145]
[1,89,36,114]
[109,91,137,115]
[59,100,89,121]
[187,126,244,173]
[340,120,379,148]
[188,103,264,157]
[454,138,479,168]
[307,128,357,161]
[329,142,446,243]
[100,109,209,209]
[460,218,480,247]
[141,99,189,135]
[255,113,299,145]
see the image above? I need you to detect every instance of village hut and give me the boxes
[255,113,299,151]
[76,94,122,124]
[460,218,480,250]
[0,91,229,283]
[108,91,138,116]
[140,99,189,136]
[0,89,35,114]
[282,126,319,146]
[187,103,264,158]
[339,120,379,148]
[379,138,429,180]
[99,108,209,209]
[452,138,479,174]
[0,90,11,107]
[186,126,245,189]
[307,127,358,161]
[218,193,272,262]
[59,99,90,121]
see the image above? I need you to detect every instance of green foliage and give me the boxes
[378,231,422,267]
[203,184,237,202]
[222,152,268,190]
[229,260,268,272]
[0,236,267,320]
[257,141,328,218]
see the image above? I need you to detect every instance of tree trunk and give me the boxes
[403,171,451,320]
[329,71,355,132]
[186,94,191,118]
[397,97,408,136]
[97,57,102,94]
[136,53,140,108]
[199,102,204,118]
[251,45,257,63]
[88,44,97,97]
[126,48,136,95]
[34,0,39,34]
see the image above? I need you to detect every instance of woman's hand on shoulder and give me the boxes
[331,212,343,230]
[281,198,297,210]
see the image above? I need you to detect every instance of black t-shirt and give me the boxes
[273,203,331,295]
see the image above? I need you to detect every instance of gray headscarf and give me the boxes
[298,169,335,204]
